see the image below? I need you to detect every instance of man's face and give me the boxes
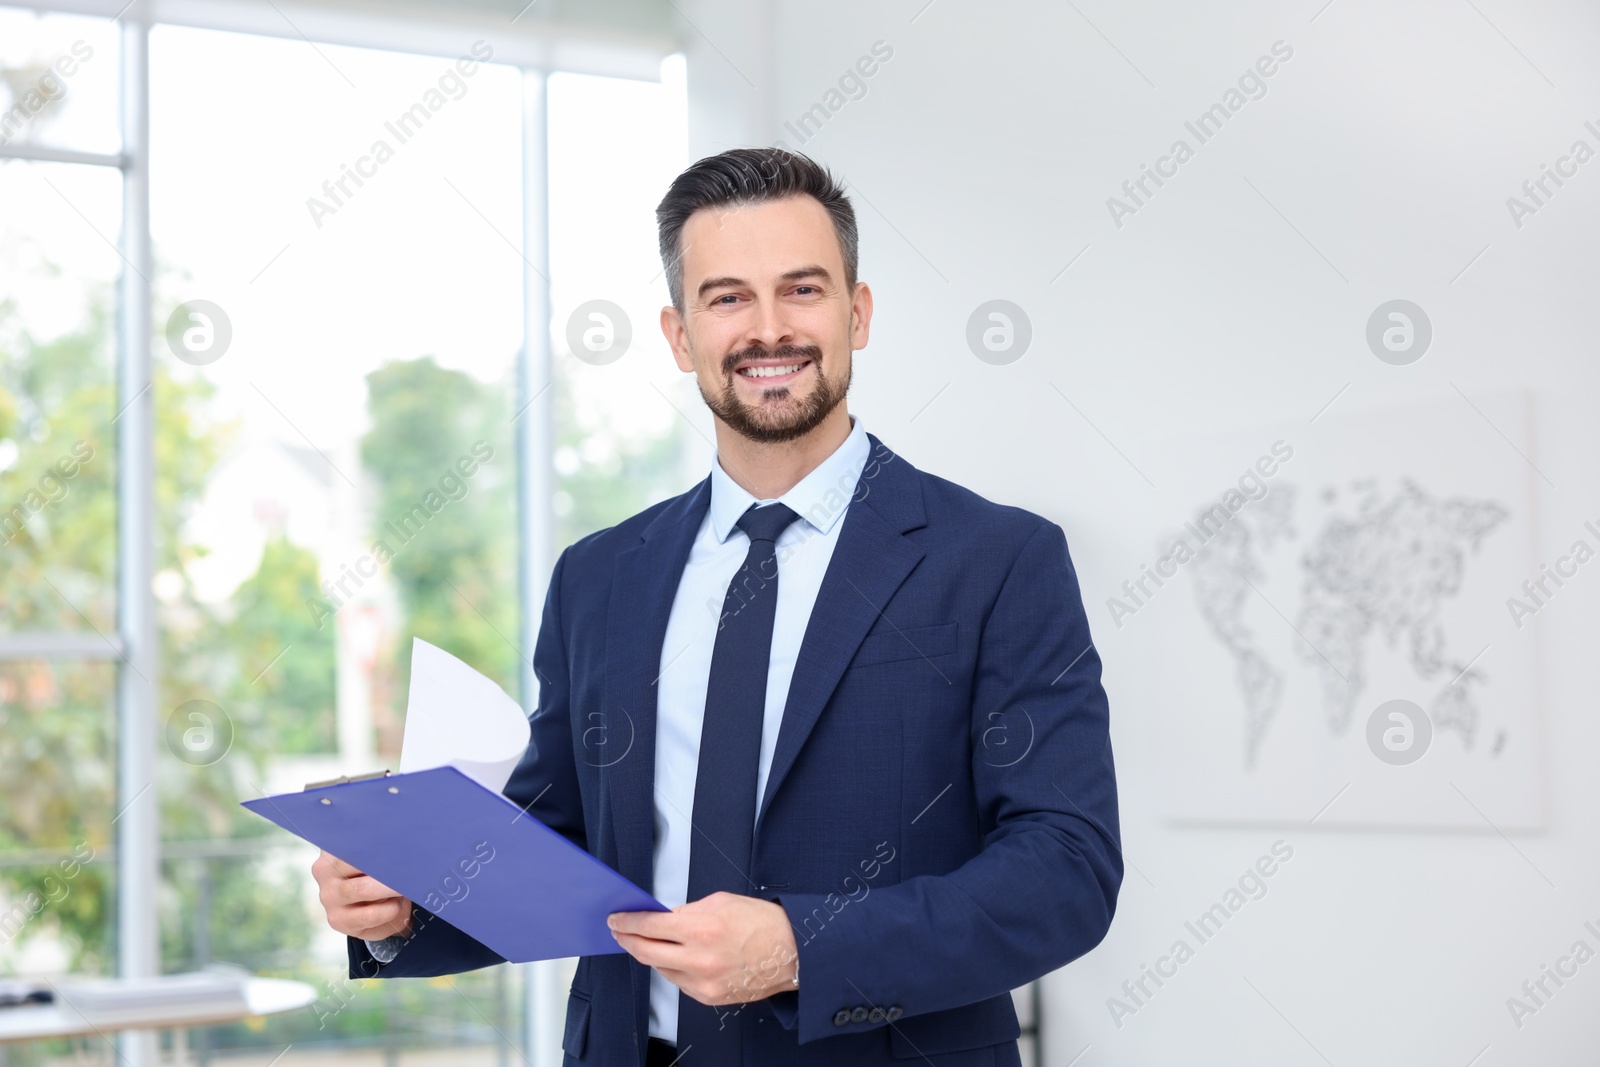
[661,195,872,444]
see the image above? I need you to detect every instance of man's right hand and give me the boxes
[312,851,414,941]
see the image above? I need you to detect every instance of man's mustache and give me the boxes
[721,344,823,375]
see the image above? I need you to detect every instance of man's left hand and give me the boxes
[608,891,799,1006]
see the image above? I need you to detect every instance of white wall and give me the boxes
[678,1,1600,1063]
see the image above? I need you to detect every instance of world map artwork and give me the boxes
[1156,393,1541,829]
[1188,479,1509,768]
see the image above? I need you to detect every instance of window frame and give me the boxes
[0,4,674,1063]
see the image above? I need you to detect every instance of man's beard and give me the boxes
[698,342,850,444]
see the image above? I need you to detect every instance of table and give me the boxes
[0,976,316,1060]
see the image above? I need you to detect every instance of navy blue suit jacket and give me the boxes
[350,433,1122,1066]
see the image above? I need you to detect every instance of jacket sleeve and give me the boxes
[770,521,1122,1043]
[349,548,585,979]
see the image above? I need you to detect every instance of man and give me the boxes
[313,148,1121,1066]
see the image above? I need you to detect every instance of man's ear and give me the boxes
[849,281,873,352]
[660,305,695,372]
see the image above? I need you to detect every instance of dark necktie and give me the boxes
[677,501,801,1064]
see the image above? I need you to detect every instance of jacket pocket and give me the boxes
[851,622,958,669]
[561,992,590,1059]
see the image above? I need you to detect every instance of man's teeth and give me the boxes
[739,363,805,378]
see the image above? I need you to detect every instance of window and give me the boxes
[0,5,685,1063]
[1,7,124,993]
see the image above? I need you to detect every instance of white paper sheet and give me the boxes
[398,638,530,793]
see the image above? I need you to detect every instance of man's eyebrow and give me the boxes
[696,265,834,300]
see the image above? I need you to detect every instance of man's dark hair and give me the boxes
[655,147,858,313]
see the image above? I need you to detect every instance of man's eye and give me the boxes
[794,286,818,295]
[714,294,740,305]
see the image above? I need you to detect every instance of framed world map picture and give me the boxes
[1148,391,1543,830]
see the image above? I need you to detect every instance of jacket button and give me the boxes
[885,1006,903,1022]
[868,1007,886,1022]
[850,1006,869,1023]
[833,1009,851,1027]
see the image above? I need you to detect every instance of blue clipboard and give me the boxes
[242,766,667,962]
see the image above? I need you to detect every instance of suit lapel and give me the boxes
[603,478,709,896]
[757,435,926,827]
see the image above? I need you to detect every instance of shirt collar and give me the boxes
[708,415,870,544]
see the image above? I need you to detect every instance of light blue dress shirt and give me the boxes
[649,415,869,1043]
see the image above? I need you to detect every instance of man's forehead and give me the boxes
[680,196,841,281]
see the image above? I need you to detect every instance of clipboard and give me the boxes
[242,766,667,963]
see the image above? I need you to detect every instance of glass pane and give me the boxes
[150,24,525,1062]
[548,61,689,548]
[0,6,120,156]
[0,659,116,977]
[0,159,119,637]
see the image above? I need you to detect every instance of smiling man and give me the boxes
[312,148,1122,1067]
